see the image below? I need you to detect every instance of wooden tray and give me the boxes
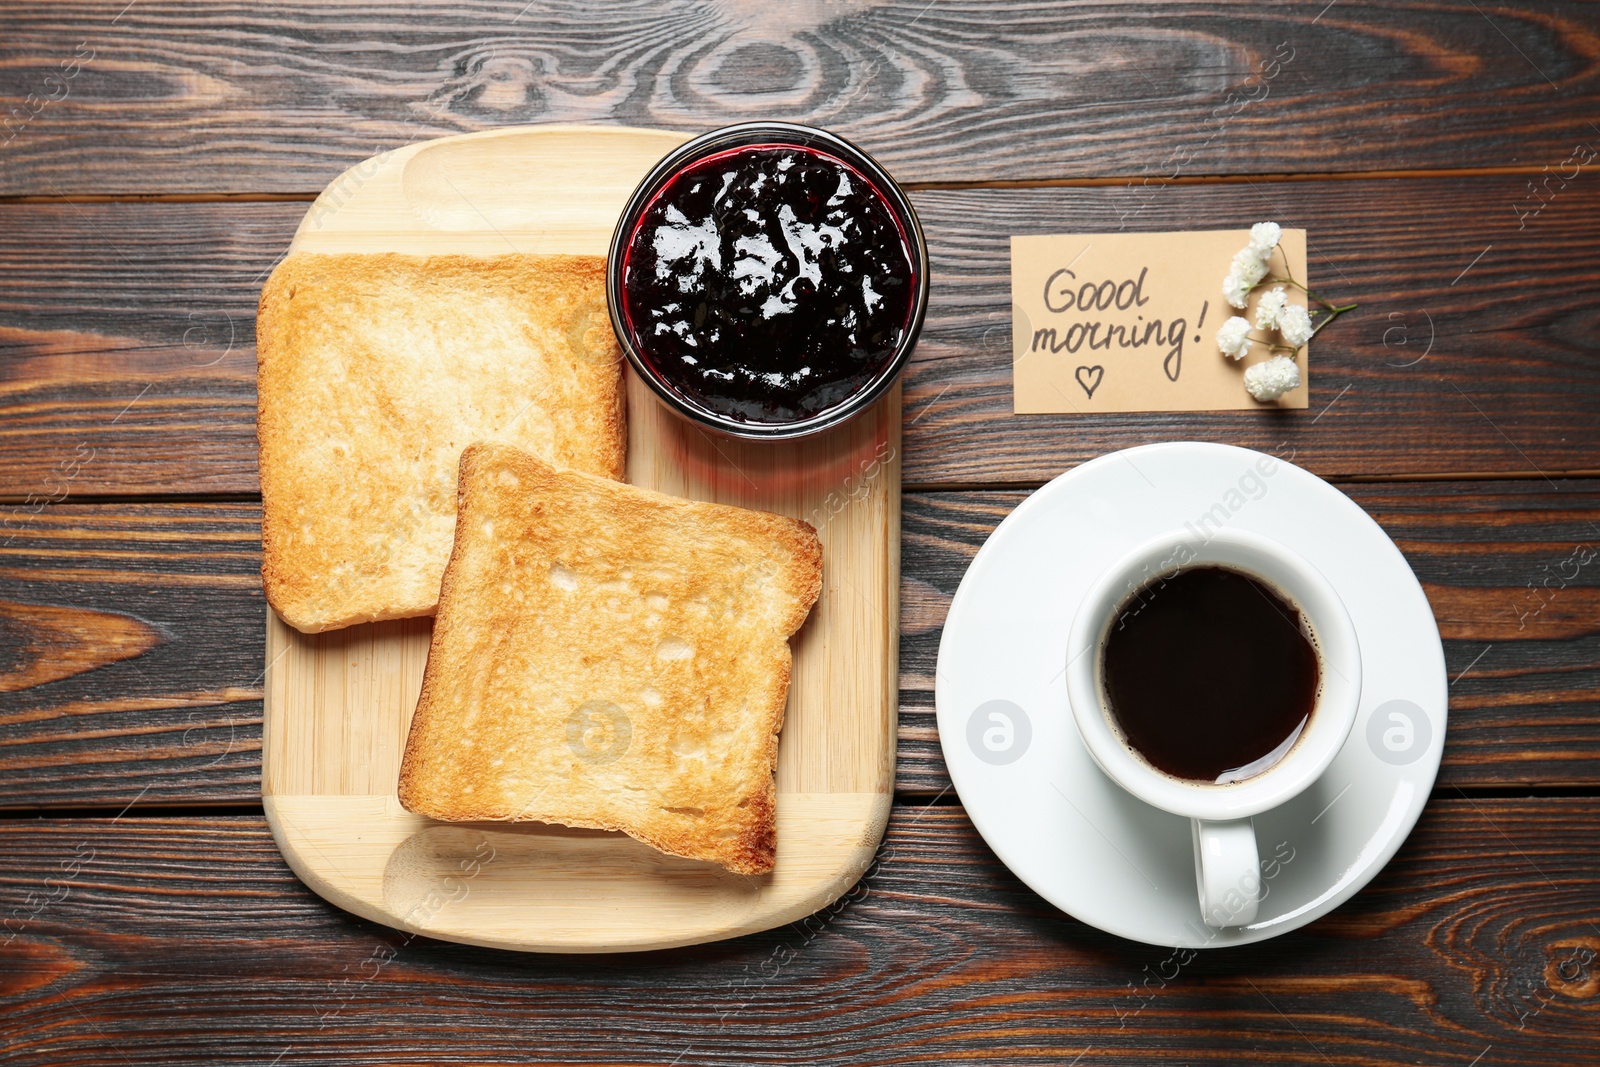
[261,126,900,953]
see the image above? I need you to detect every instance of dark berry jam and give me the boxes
[620,144,917,425]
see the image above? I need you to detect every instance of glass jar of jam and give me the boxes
[608,123,929,440]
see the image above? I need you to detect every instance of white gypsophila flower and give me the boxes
[1243,354,1301,402]
[1223,269,1251,309]
[1254,286,1289,330]
[1278,303,1314,347]
[1231,247,1269,287]
[1249,221,1282,256]
[1216,316,1253,360]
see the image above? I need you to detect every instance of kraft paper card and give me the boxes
[1011,229,1309,413]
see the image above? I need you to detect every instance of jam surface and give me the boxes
[621,144,916,424]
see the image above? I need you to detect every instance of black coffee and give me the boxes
[1101,565,1319,783]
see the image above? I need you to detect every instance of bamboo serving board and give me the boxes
[261,126,899,953]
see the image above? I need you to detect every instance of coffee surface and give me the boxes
[1101,565,1319,783]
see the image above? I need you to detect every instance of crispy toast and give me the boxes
[256,253,625,633]
[397,443,823,875]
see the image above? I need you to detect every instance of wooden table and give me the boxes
[3,3,1598,1064]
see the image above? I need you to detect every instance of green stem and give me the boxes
[1245,332,1298,354]
[1259,275,1356,315]
[1307,306,1352,342]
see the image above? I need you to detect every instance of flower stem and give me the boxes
[1260,275,1354,315]
[1307,306,1352,342]
[1246,332,1298,355]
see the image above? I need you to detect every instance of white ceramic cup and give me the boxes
[1066,527,1362,929]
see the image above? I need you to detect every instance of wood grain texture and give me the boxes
[0,597,159,693]
[1,801,1598,1065]
[2,1,1599,194]
[0,504,264,808]
[0,201,270,496]
[4,170,1599,496]
[3,482,1598,809]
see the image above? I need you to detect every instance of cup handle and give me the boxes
[1191,818,1260,928]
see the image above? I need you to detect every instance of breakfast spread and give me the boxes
[616,143,918,426]
[247,120,1435,955]
[248,119,1431,955]
[396,444,821,875]
[256,252,625,633]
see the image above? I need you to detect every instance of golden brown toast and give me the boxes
[397,443,823,875]
[256,253,625,633]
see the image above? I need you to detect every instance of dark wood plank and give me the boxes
[900,176,1600,485]
[0,202,272,496]
[4,172,1600,496]
[2,1,1598,194]
[3,483,1597,808]
[897,480,1600,796]
[0,504,264,808]
[1,801,1598,1065]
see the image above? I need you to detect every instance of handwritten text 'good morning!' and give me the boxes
[1030,267,1208,383]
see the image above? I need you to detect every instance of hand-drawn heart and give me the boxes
[1075,365,1105,399]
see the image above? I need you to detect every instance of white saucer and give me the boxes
[935,442,1447,948]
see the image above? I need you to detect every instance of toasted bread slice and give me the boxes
[397,443,823,875]
[256,253,625,633]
